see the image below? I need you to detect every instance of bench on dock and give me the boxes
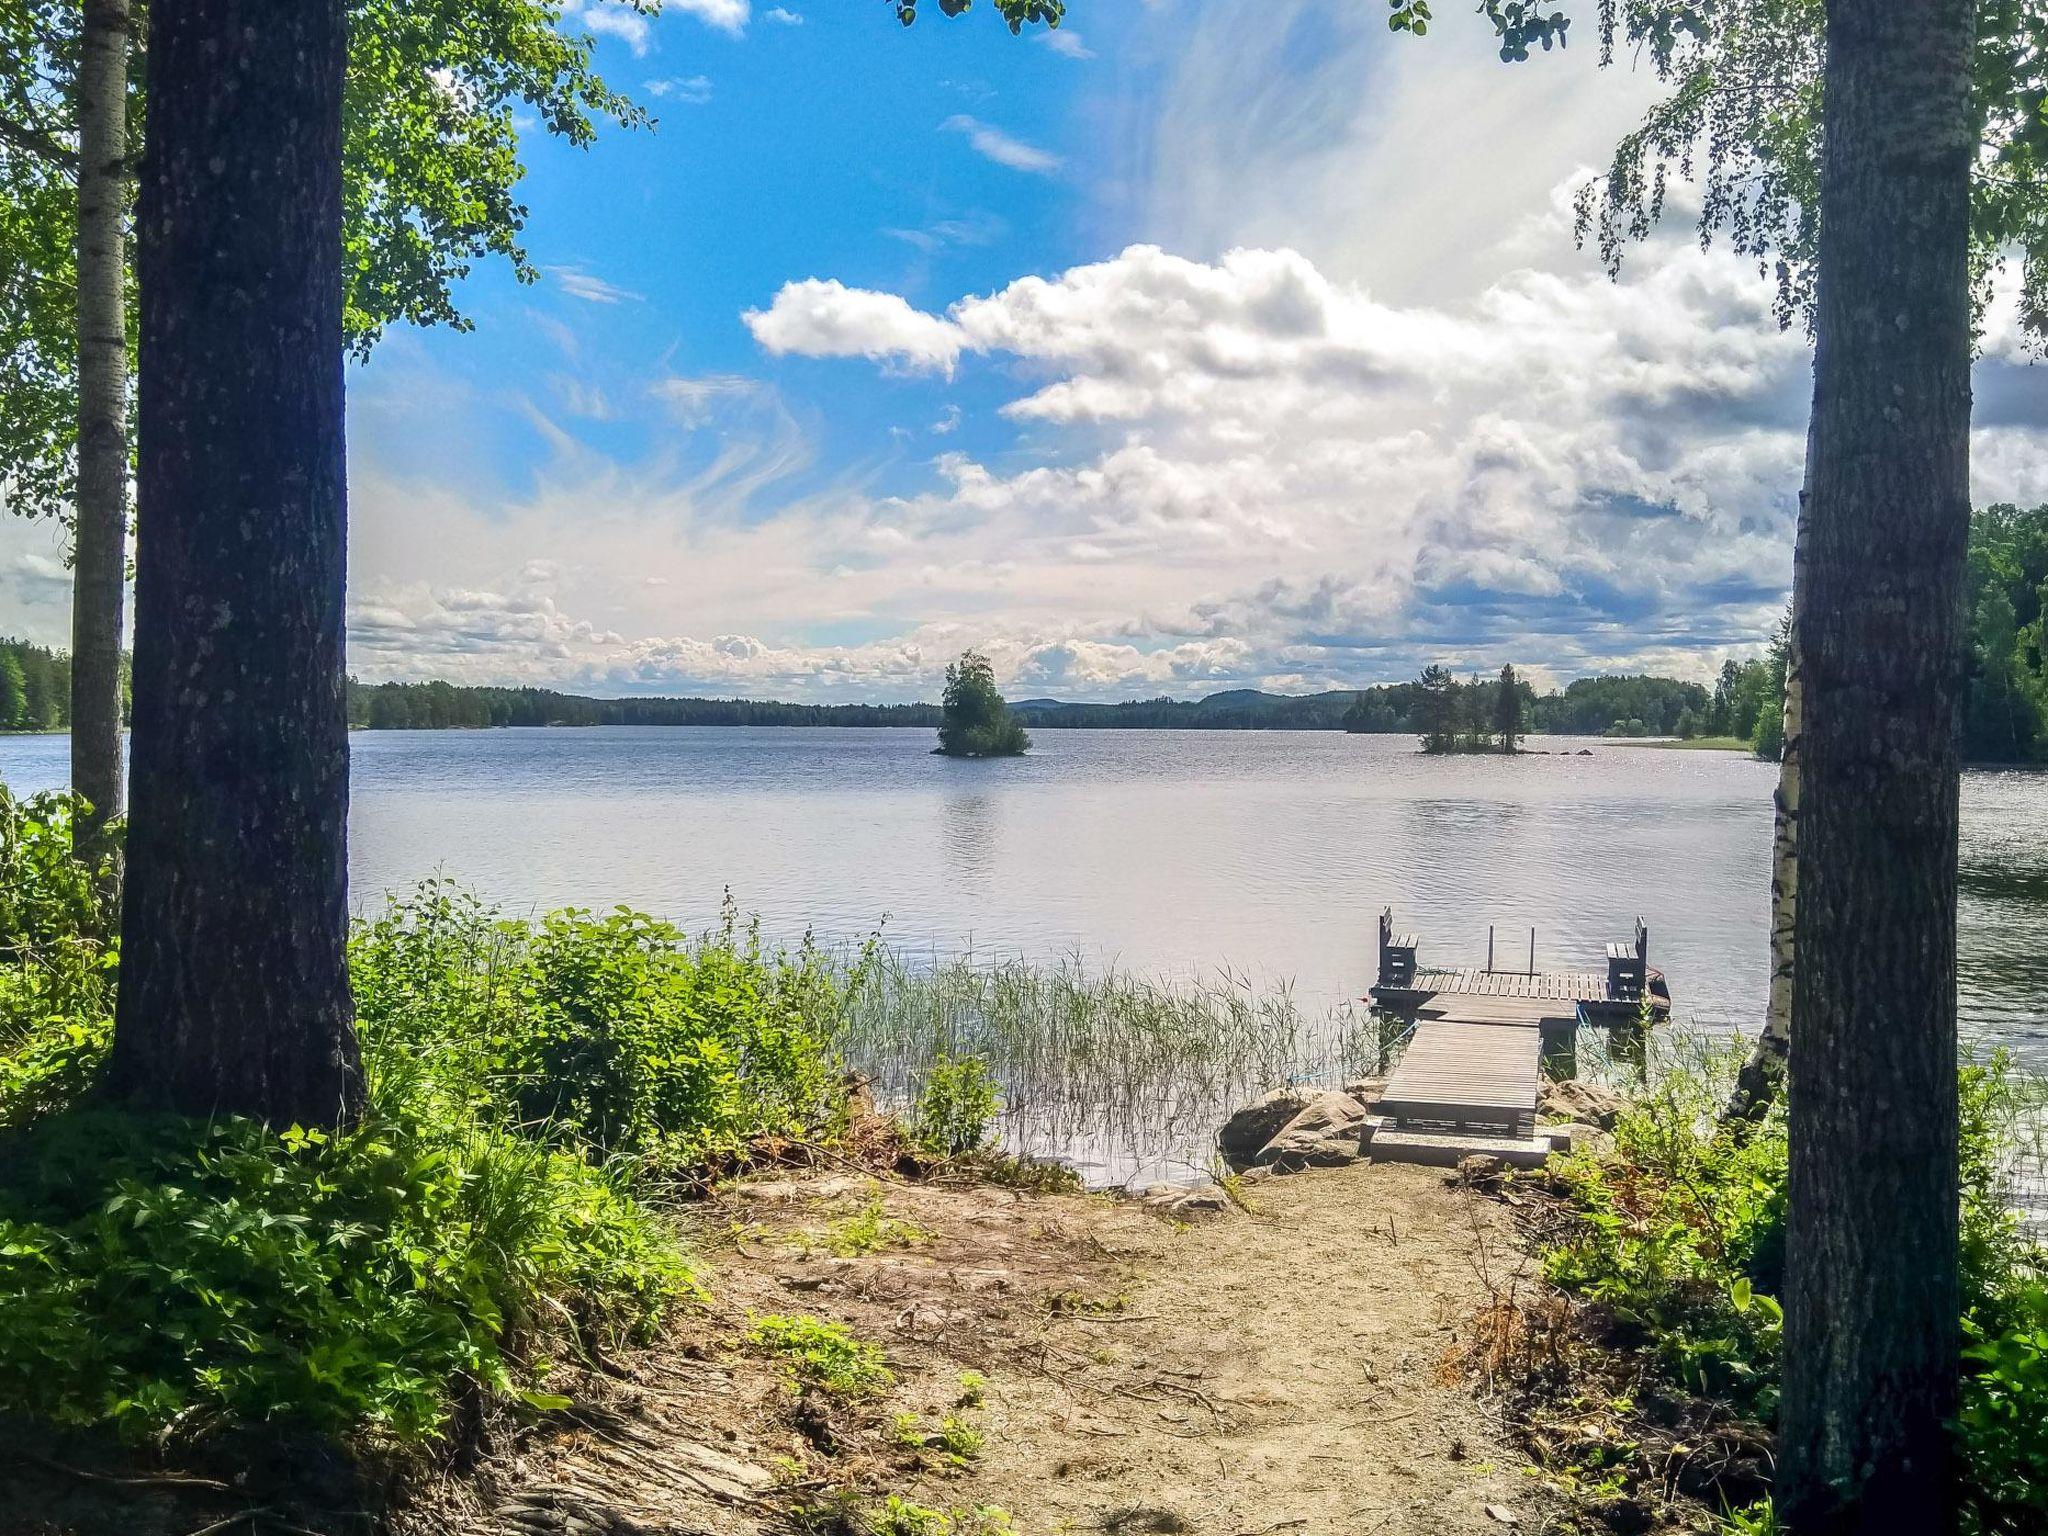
[1607,920,1649,1002]
[1376,909,1419,987]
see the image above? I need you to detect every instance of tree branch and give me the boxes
[0,109,77,170]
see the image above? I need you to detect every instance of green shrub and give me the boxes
[1541,1055,1788,1410]
[0,1105,690,1442]
[912,1056,1001,1156]
[349,885,843,1162]
[0,861,855,1447]
[1541,1041,2048,1533]
[0,788,118,1127]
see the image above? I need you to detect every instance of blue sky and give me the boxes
[5,0,2045,699]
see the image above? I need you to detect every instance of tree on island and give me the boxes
[1493,664,1524,754]
[936,651,1030,759]
[1414,664,1458,754]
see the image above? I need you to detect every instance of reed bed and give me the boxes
[830,946,1406,1186]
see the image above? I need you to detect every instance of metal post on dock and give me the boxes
[1528,928,1535,977]
[1487,925,1495,973]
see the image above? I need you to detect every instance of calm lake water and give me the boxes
[3,727,2045,1064]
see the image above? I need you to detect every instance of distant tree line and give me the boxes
[0,639,77,731]
[345,679,943,730]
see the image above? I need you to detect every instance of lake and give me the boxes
[3,726,2044,1066]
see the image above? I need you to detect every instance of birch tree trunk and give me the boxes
[1777,0,1975,1520]
[108,0,362,1127]
[69,0,130,863]
[1726,443,1809,1124]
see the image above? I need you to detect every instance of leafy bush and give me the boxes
[350,884,843,1163]
[912,1055,1001,1156]
[1541,1054,1788,1410]
[0,1102,689,1443]
[1541,1042,2048,1532]
[0,788,118,1126]
[0,857,883,1446]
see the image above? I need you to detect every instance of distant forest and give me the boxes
[341,672,1720,737]
[0,639,76,731]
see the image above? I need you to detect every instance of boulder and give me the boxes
[1253,1090,1368,1170]
[1539,1078,1627,1130]
[1217,1087,1318,1167]
[1342,1077,1387,1108]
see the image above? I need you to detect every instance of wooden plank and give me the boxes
[1380,1019,1543,1137]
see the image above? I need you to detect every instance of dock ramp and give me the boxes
[1368,993,1573,1169]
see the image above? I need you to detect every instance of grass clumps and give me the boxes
[891,1410,987,1469]
[813,1190,931,1256]
[747,1313,894,1397]
[872,1496,1015,1536]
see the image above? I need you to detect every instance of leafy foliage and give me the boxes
[890,0,1063,29]
[0,1105,687,1442]
[936,650,1030,758]
[350,884,844,1163]
[911,1055,1002,1156]
[0,823,864,1445]
[0,0,651,516]
[1542,1043,2048,1532]
[0,786,117,1126]
[1519,0,2048,348]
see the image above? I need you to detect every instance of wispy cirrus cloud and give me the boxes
[645,74,713,103]
[939,114,1060,175]
[544,266,643,305]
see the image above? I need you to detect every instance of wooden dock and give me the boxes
[1363,911,1668,1168]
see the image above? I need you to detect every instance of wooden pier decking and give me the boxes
[1363,911,1668,1168]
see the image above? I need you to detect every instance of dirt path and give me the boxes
[938,1164,1565,1536]
[416,1161,1592,1536]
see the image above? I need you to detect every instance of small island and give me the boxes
[934,649,1031,758]
[1390,662,1528,755]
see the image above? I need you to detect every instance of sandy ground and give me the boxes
[6,1162,1662,1536]
[426,1161,1593,1536]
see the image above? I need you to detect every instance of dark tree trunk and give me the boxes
[70,0,131,864]
[1778,0,1975,1524]
[108,0,362,1127]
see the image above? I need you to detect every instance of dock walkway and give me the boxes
[1364,911,1666,1168]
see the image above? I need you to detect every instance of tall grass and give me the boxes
[833,946,1404,1183]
